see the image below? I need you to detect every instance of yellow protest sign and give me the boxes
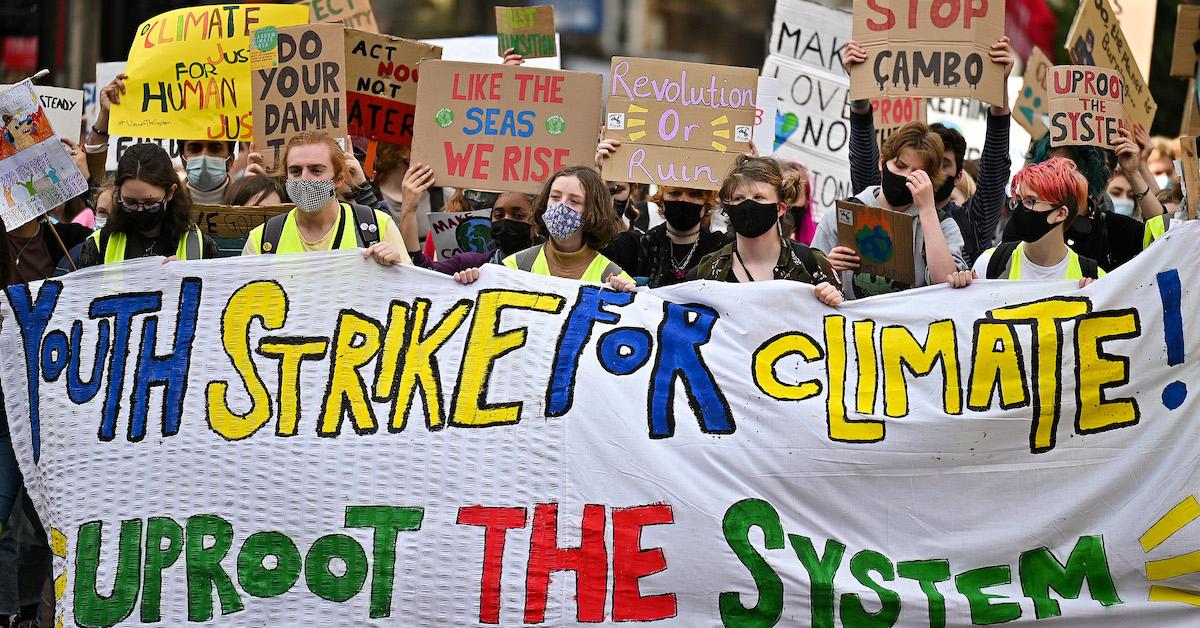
[109,4,309,141]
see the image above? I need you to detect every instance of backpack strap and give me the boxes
[986,242,1020,279]
[259,212,289,254]
[790,240,820,278]
[513,245,543,271]
[1078,254,1100,280]
[351,203,382,248]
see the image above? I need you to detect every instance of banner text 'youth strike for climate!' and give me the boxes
[6,279,1145,459]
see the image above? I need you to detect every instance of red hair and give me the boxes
[1011,157,1088,230]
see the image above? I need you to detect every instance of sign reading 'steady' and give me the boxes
[410,60,602,194]
[601,57,757,192]
[296,0,378,33]
[108,4,309,141]
[1066,0,1156,130]
[1048,65,1127,149]
[849,0,1007,107]
[345,30,442,146]
[495,5,557,59]
[251,23,348,169]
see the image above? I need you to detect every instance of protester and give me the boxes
[224,174,282,207]
[610,180,649,231]
[687,156,843,305]
[813,122,967,298]
[1106,171,1138,219]
[949,158,1103,288]
[634,185,728,287]
[777,161,818,244]
[842,36,1013,266]
[243,131,408,265]
[5,212,90,282]
[1144,186,1185,249]
[180,139,235,204]
[1147,136,1177,189]
[453,165,633,289]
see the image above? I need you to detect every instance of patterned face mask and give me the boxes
[542,202,583,240]
[286,179,336,213]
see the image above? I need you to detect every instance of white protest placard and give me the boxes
[423,34,561,69]
[0,81,88,230]
[753,76,778,157]
[0,86,85,143]
[428,208,492,259]
[3,223,1200,625]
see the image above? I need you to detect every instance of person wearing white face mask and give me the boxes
[242,131,408,265]
[1105,172,1138,219]
[180,140,235,204]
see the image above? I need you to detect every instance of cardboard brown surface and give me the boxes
[1179,136,1199,220]
[601,56,757,191]
[835,199,915,286]
[345,30,442,145]
[1183,79,1200,138]
[194,204,292,238]
[849,0,1007,106]
[296,0,377,33]
[1171,5,1200,79]
[1014,46,1052,138]
[251,23,347,169]
[496,5,557,58]
[1047,65,1126,149]
[410,60,602,194]
[1066,0,1156,130]
[871,96,926,144]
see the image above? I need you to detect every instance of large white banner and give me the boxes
[2,224,1199,626]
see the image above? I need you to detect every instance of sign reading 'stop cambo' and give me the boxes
[2,218,1200,626]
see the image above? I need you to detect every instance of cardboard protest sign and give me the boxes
[1183,79,1200,138]
[1014,46,1052,138]
[296,0,377,33]
[849,0,1006,106]
[496,5,557,59]
[872,94,926,143]
[0,86,85,144]
[753,76,778,157]
[834,199,915,285]
[0,81,88,231]
[251,23,347,168]
[345,30,441,146]
[428,209,492,259]
[1113,0,1155,78]
[9,225,1200,625]
[1066,0,1156,130]
[601,57,757,192]
[193,203,291,238]
[1179,136,1199,219]
[1047,65,1126,149]
[1172,5,1200,79]
[109,4,309,141]
[425,35,561,69]
[410,60,601,194]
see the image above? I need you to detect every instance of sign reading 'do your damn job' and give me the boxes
[849,0,1007,107]
[345,30,441,146]
[411,60,601,195]
[602,57,757,192]
[109,4,310,141]
[252,23,347,169]
[1048,65,1126,149]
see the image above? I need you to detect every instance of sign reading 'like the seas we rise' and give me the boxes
[602,57,757,191]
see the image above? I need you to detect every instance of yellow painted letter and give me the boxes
[207,281,287,440]
[881,320,962,418]
[967,321,1028,411]
[752,332,823,401]
[1076,310,1140,433]
[319,311,383,436]
[257,338,329,436]
[824,315,884,442]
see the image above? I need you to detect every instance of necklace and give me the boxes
[11,229,39,267]
[733,246,759,282]
[668,239,700,279]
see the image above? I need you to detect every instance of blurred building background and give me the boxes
[0,0,1192,135]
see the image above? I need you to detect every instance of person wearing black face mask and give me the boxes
[688,156,843,306]
[842,36,1015,266]
[77,143,217,267]
[633,186,729,287]
[399,182,540,275]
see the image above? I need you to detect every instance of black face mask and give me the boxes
[663,200,704,231]
[121,205,164,233]
[613,196,629,216]
[490,219,533,255]
[934,171,958,203]
[725,199,779,238]
[881,163,913,208]
[1008,199,1061,243]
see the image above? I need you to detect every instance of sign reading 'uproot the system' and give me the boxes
[850,0,1007,107]
[410,60,601,194]
[345,30,441,145]
[1066,0,1156,130]
[601,57,757,191]
[110,4,310,141]
[1048,65,1126,149]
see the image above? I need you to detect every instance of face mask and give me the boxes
[93,217,106,231]
[186,155,228,192]
[725,199,779,238]
[1009,199,1061,243]
[542,203,583,240]
[286,179,336,214]
[121,205,164,233]
[881,163,914,208]
[613,196,629,216]
[1110,197,1136,217]
[934,171,958,203]
[663,200,704,231]
[490,219,532,255]
[1155,174,1172,190]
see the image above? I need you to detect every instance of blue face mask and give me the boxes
[186,155,228,192]
[542,203,583,240]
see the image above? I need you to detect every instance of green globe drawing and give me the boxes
[546,115,566,135]
[435,108,454,128]
[456,218,492,253]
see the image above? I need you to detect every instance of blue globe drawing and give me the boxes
[457,217,492,253]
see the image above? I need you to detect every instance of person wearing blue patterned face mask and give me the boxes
[181,140,235,205]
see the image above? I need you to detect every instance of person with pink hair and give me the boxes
[776,160,818,245]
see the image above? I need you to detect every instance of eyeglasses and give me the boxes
[117,195,167,212]
[1008,197,1061,212]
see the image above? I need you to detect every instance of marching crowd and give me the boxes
[0,25,1191,628]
